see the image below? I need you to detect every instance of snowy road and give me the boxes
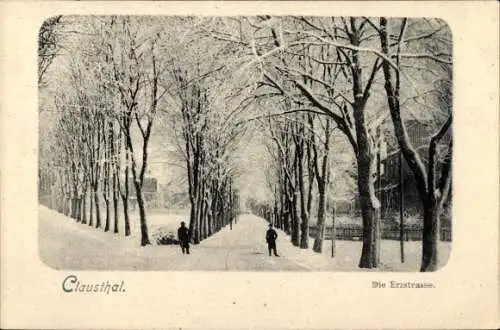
[39,206,451,271]
[39,206,317,271]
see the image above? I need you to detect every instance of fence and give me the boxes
[309,225,452,242]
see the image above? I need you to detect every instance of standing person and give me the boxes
[177,221,191,255]
[266,223,279,257]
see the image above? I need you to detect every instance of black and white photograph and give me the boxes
[1,1,499,329]
[38,15,454,272]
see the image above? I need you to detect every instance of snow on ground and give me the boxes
[267,224,451,272]
[38,205,451,271]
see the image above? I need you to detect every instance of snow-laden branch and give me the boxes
[396,53,452,65]
[392,24,447,47]
[235,108,325,127]
[284,29,400,71]
[277,65,336,91]
[292,79,342,122]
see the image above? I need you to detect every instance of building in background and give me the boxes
[378,119,452,224]
[128,177,160,209]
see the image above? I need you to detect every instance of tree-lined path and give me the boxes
[40,205,450,271]
[40,205,325,271]
[38,16,453,272]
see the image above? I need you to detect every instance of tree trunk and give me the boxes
[204,199,209,238]
[200,197,207,240]
[121,195,130,236]
[306,138,315,223]
[69,197,76,220]
[208,195,214,236]
[89,190,94,226]
[313,180,327,253]
[420,202,440,271]
[196,187,203,244]
[331,201,336,258]
[196,190,203,242]
[337,18,381,269]
[289,194,299,246]
[357,153,380,268]
[201,181,209,240]
[282,183,290,234]
[188,195,197,243]
[113,194,119,234]
[81,192,87,224]
[274,196,280,229]
[196,205,202,242]
[353,101,380,268]
[132,179,150,246]
[399,152,405,263]
[104,198,110,232]
[71,198,77,220]
[103,174,110,231]
[218,193,225,230]
[298,151,309,249]
[103,161,110,232]
[123,165,131,236]
[420,140,451,271]
[64,197,71,216]
[77,198,83,222]
[94,188,101,229]
[190,193,201,244]
[212,189,219,232]
[117,130,131,236]
[103,120,110,232]
[75,198,80,220]
[71,197,77,220]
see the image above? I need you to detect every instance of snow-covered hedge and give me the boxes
[152,226,180,245]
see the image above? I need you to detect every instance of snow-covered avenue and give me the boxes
[39,206,450,271]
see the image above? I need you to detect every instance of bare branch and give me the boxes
[396,53,452,65]
[391,24,447,46]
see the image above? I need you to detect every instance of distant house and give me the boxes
[332,199,357,215]
[128,177,160,209]
[378,119,452,220]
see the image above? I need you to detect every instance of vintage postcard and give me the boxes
[1,1,498,329]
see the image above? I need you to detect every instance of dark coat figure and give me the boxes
[177,221,190,255]
[266,224,279,257]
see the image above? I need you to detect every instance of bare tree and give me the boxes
[105,17,167,246]
[378,17,452,271]
[310,115,335,252]
[38,15,63,85]
[208,16,387,267]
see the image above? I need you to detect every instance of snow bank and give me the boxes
[38,206,451,272]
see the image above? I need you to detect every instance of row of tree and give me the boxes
[170,63,243,243]
[251,110,335,255]
[39,16,241,246]
[39,15,452,271]
[206,16,452,271]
